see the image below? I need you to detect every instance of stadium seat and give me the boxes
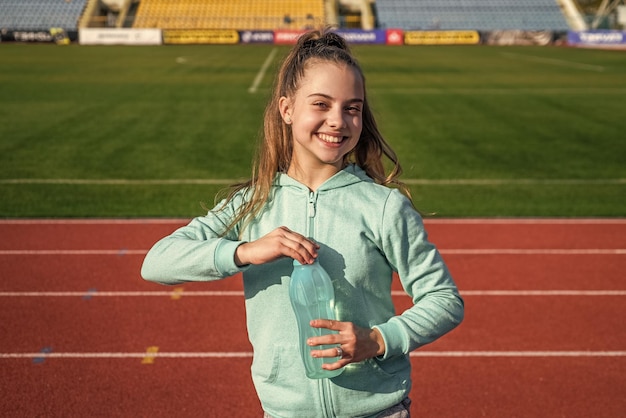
[133,0,325,30]
[0,0,88,31]
[375,0,570,31]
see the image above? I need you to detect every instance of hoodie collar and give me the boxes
[274,164,372,192]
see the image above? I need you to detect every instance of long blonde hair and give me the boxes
[217,29,410,236]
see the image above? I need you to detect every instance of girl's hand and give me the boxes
[307,319,386,370]
[234,226,319,266]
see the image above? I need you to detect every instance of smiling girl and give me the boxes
[142,29,464,418]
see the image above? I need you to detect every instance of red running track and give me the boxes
[1,219,625,417]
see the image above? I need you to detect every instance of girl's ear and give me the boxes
[279,96,292,124]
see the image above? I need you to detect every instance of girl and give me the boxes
[142,29,464,418]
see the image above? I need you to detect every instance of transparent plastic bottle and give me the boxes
[289,259,344,379]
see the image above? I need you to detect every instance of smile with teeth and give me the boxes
[317,133,345,143]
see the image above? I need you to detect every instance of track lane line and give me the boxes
[2,178,624,185]
[0,290,624,297]
[1,218,625,225]
[0,291,244,297]
[1,351,624,359]
[2,249,624,255]
[0,250,148,255]
[441,249,626,255]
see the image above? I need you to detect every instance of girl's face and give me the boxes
[280,61,364,176]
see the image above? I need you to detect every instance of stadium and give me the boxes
[1,1,625,417]
[0,0,624,46]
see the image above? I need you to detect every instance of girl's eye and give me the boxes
[312,102,360,113]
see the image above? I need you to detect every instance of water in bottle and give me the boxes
[289,259,343,379]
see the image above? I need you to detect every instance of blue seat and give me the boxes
[376,0,570,31]
[0,0,88,31]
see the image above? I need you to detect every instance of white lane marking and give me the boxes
[248,47,277,93]
[1,218,626,225]
[500,52,606,72]
[0,179,243,185]
[1,249,624,255]
[1,351,624,359]
[376,88,626,94]
[0,250,148,255]
[0,290,623,297]
[0,352,253,359]
[0,219,190,224]
[410,351,626,357]
[455,290,626,296]
[0,291,244,297]
[423,218,626,224]
[441,249,626,255]
[1,178,623,185]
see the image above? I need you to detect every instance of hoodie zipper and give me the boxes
[307,191,316,239]
[307,190,336,418]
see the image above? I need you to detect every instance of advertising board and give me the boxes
[79,28,162,45]
[239,31,274,44]
[568,30,626,47]
[404,31,480,45]
[333,30,386,44]
[163,29,239,45]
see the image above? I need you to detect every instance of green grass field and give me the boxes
[0,43,624,218]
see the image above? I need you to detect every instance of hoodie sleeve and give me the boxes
[140,198,247,286]
[373,190,464,359]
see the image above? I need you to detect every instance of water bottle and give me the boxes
[289,258,344,379]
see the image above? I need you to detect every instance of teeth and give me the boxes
[318,133,343,143]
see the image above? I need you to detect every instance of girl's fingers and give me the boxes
[311,346,346,360]
[237,227,320,265]
[277,227,319,262]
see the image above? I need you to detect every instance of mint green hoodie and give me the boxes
[141,165,464,418]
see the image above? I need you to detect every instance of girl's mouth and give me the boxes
[317,133,344,144]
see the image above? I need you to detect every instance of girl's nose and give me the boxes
[327,109,345,128]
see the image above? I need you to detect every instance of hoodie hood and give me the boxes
[274,164,373,192]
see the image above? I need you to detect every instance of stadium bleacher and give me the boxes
[0,0,88,31]
[375,0,570,31]
[0,0,574,34]
[132,0,325,31]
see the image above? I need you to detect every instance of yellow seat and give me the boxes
[133,0,325,30]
